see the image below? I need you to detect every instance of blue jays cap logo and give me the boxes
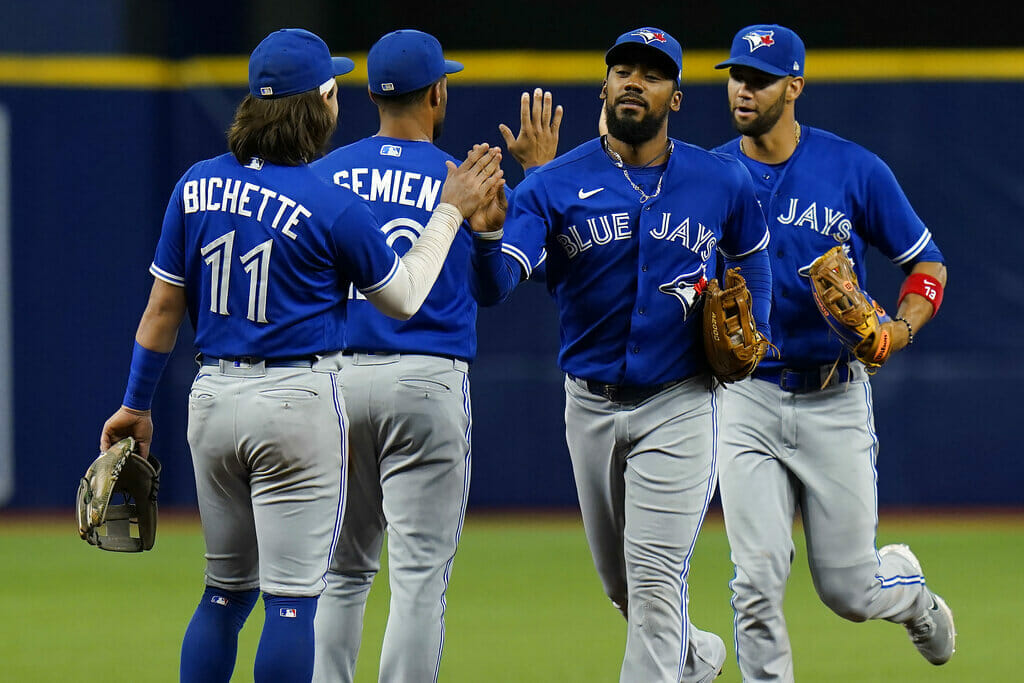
[742,30,776,52]
[631,29,667,44]
[658,264,708,320]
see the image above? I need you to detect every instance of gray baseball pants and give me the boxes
[718,368,932,682]
[187,359,346,597]
[313,353,472,683]
[564,374,724,683]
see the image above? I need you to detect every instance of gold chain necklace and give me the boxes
[603,137,674,204]
[740,120,801,157]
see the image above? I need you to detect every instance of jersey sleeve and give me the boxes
[329,199,400,294]
[149,176,187,287]
[501,178,551,279]
[718,158,770,258]
[860,155,934,266]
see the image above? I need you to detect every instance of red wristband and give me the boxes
[898,272,943,316]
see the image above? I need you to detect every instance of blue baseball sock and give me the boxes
[180,586,259,683]
[254,594,319,683]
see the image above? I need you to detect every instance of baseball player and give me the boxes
[473,27,774,683]
[711,24,953,681]
[309,29,561,683]
[97,28,502,683]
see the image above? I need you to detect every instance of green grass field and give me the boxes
[2,511,1017,681]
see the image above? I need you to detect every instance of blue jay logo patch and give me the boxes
[742,30,776,52]
[658,264,708,320]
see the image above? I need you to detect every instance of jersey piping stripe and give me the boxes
[3,50,1024,88]
[891,229,933,266]
[501,243,534,279]
[720,227,771,259]
[434,372,473,683]
[359,253,400,295]
[149,263,185,286]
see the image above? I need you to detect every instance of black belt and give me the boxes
[754,364,851,393]
[570,375,681,404]
[199,355,315,368]
[342,350,463,363]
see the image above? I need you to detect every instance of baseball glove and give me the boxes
[808,246,892,370]
[703,268,770,383]
[77,437,161,552]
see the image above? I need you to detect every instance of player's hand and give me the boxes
[880,320,911,355]
[499,88,563,171]
[101,407,154,458]
[441,144,505,218]
[469,185,508,234]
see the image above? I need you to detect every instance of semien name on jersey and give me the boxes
[331,168,441,211]
[182,177,311,240]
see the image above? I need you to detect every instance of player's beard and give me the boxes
[604,97,668,146]
[731,86,786,138]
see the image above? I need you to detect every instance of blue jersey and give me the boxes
[150,153,400,359]
[498,137,769,386]
[312,137,477,361]
[713,126,944,368]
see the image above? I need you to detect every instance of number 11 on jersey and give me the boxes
[200,230,273,323]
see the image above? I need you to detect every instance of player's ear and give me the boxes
[787,76,805,102]
[670,89,683,112]
[430,79,444,107]
[599,81,608,100]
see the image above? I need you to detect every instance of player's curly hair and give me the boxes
[227,89,336,166]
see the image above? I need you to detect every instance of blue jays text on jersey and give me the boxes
[475,137,770,386]
[713,126,944,368]
[150,153,402,360]
[312,137,479,362]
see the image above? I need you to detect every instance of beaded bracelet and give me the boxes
[893,316,914,345]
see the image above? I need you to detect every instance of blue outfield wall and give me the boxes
[0,77,1021,508]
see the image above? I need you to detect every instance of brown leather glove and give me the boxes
[703,268,770,383]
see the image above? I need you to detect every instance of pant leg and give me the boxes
[792,373,930,625]
[242,368,346,596]
[375,356,473,683]
[565,376,721,683]
[718,378,799,683]
[187,371,260,593]
[313,361,385,683]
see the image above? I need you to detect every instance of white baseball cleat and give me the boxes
[695,631,726,682]
[879,544,956,665]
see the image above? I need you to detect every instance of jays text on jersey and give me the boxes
[480,137,769,386]
[312,137,478,361]
[150,153,401,360]
[713,126,943,367]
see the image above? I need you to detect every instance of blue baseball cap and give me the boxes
[605,27,683,82]
[715,24,805,78]
[368,29,463,96]
[249,28,355,99]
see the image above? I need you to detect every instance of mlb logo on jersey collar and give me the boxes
[380,144,403,157]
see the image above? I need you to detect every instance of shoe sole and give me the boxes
[930,592,957,665]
